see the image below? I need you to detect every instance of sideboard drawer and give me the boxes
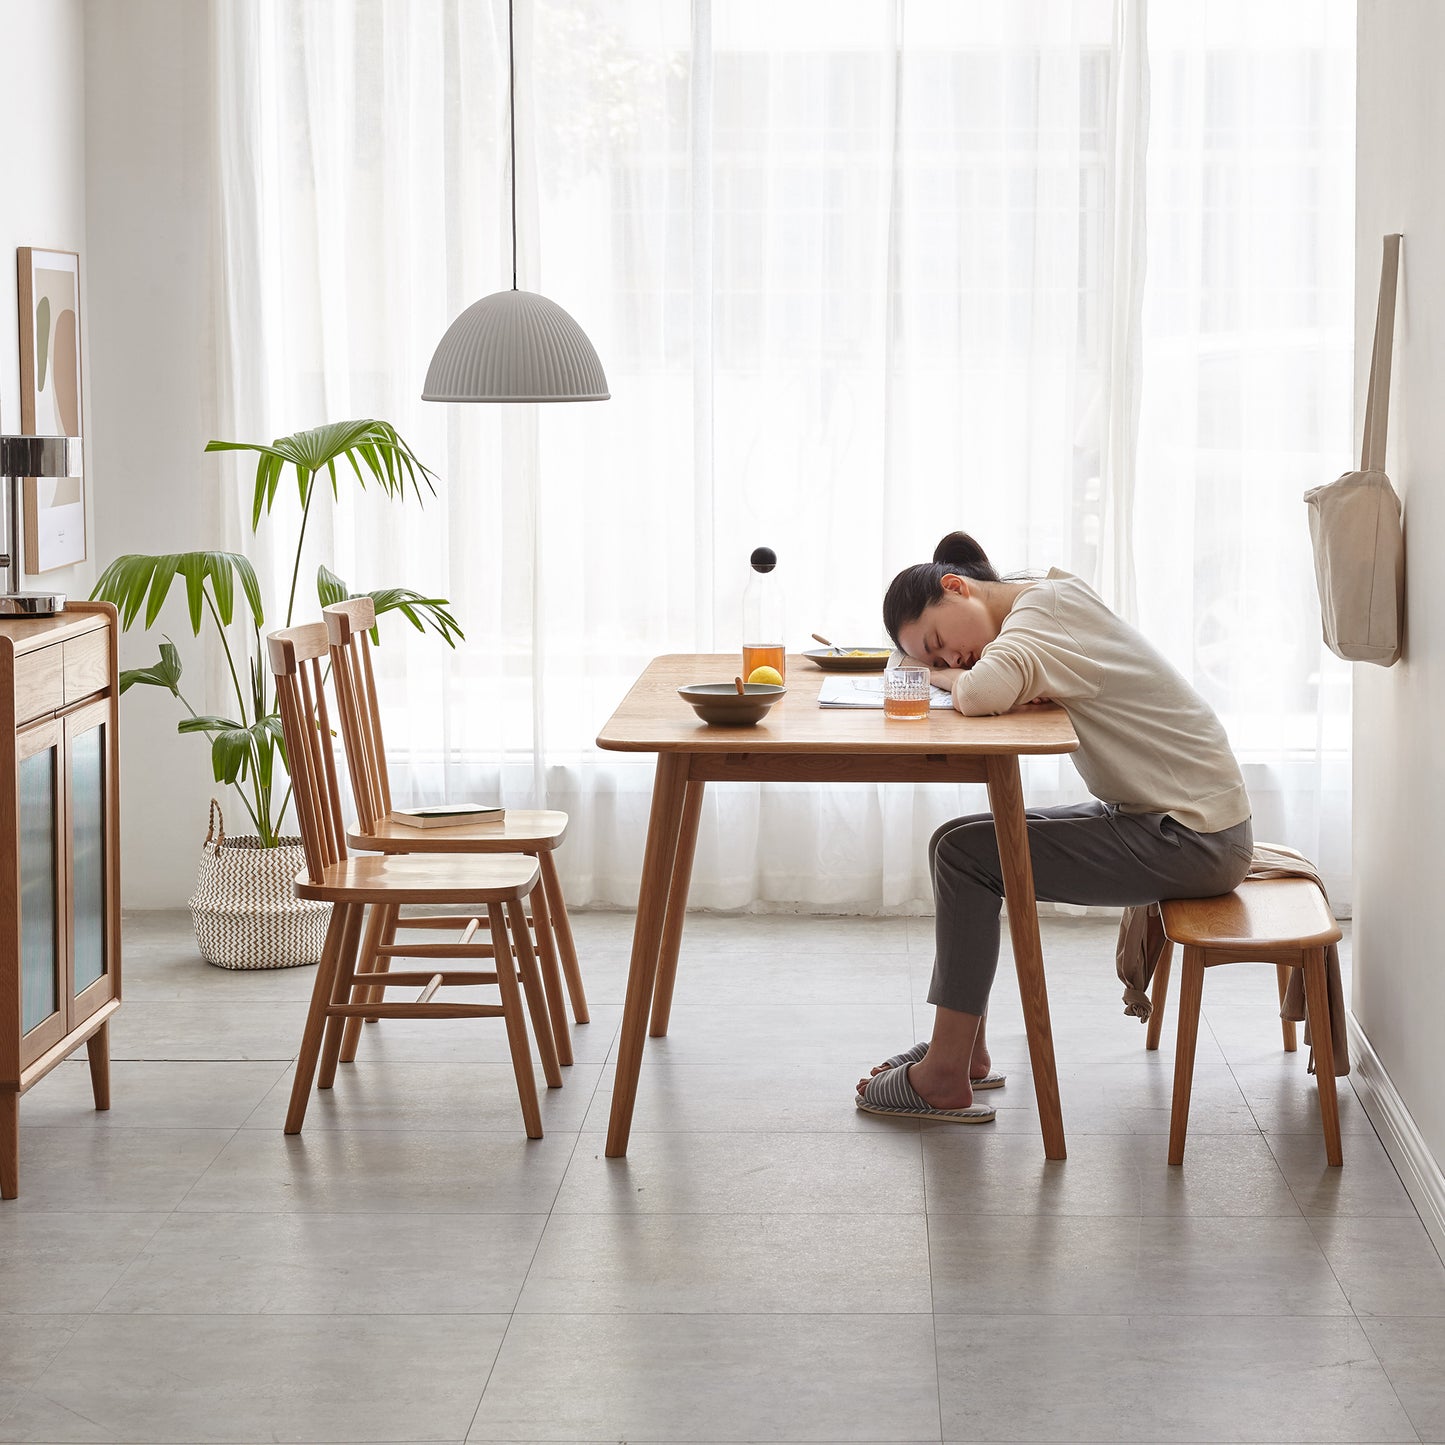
[14,646,64,724]
[63,631,110,704]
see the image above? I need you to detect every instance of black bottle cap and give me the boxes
[750,546,777,573]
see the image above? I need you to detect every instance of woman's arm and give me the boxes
[929,664,1052,711]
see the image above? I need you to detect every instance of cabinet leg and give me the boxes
[87,1022,111,1111]
[1,1087,17,1200]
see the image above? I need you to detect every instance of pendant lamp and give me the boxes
[423,0,609,403]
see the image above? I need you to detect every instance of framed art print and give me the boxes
[18,247,86,572]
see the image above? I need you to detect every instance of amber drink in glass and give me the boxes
[883,665,930,719]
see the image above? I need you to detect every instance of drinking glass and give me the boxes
[883,665,931,720]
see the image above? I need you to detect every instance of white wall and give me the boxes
[0,0,91,601]
[1354,2,1445,1176]
[1,0,218,907]
[84,0,218,906]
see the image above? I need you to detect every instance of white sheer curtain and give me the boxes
[210,0,1355,910]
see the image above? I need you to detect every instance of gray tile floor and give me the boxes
[2,910,1442,1443]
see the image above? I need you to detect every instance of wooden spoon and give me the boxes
[735,675,746,695]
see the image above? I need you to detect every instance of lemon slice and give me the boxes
[747,665,783,686]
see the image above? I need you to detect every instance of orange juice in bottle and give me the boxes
[741,547,785,682]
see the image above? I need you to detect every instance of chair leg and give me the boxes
[1146,940,1174,1052]
[1168,947,1207,1165]
[339,903,393,1064]
[526,870,573,1067]
[318,904,365,1091]
[1277,963,1298,1052]
[507,896,562,1089]
[286,903,353,1134]
[539,850,588,1025]
[1301,947,1343,1166]
[86,1021,111,1111]
[363,907,400,1024]
[490,903,543,1138]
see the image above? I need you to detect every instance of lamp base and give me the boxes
[0,592,67,617]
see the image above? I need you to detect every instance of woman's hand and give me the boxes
[926,666,965,692]
[1013,695,1054,710]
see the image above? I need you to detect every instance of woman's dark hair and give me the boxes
[882,531,1000,647]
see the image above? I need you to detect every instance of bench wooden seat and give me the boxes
[1148,877,1343,1167]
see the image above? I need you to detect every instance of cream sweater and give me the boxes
[952,570,1250,834]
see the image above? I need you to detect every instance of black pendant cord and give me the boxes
[508,0,518,291]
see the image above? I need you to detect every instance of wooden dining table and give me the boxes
[595,653,1080,1159]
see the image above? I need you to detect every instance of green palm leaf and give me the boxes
[118,640,184,696]
[206,419,437,528]
[317,565,464,647]
[91,552,264,634]
[178,714,281,788]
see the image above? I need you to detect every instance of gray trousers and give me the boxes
[928,800,1253,1014]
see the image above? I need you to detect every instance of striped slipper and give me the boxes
[879,1041,1005,1090]
[855,1063,996,1124]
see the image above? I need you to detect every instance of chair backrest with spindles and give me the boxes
[322,598,392,834]
[266,622,348,882]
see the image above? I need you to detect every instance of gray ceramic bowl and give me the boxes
[677,682,787,726]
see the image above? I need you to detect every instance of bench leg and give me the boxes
[1277,964,1298,1052]
[1301,946,1343,1166]
[1146,940,1174,1052]
[1168,947,1206,1165]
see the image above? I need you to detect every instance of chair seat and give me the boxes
[1161,877,1340,951]
[347,809,568,854]
[294,852,539,904]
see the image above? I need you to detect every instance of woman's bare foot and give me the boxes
[856,1057,977,1108]
[858,1043,993,1092]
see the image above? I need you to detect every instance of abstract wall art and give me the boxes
[18,247,86,573]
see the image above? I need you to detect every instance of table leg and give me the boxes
[650,778,706,1037]
[606,751,691,1158]
[985,755,1066,1160]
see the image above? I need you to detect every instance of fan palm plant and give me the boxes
[92,419,461,846]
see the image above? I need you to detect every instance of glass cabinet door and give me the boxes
[16,722,64,1061]
[66,704,112,1017]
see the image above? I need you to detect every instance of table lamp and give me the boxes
[0,432,81,616]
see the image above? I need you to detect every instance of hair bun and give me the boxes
[933,531,990,571]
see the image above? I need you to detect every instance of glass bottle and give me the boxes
[741,546,785,682]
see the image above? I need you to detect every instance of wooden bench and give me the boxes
[1145,878,1343,1166]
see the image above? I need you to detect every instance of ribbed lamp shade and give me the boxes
[422,289,609,403]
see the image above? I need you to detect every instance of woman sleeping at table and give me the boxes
[855,530,1253,1124]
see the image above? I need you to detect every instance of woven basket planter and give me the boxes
[188,800,331,970]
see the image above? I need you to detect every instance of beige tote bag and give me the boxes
[1304,233,1404,666]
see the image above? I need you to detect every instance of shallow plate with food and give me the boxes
[802,646,893,673]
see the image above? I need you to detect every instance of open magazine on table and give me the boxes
[816,674,954,709]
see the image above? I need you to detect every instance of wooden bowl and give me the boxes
[677,682,787,726]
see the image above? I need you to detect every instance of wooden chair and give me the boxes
[1145,878,1343,1166]
[322,598,586,1069]
[268,623,561,1139]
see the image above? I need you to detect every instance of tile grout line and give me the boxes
[1301,1210,1427,1445]
[463,1005,623,1443]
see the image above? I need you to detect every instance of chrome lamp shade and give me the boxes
[422,289,609,403]
[0,433,81,616]
[0,435,81,480]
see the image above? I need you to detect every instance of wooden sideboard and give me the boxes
[0,602,121,1198]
